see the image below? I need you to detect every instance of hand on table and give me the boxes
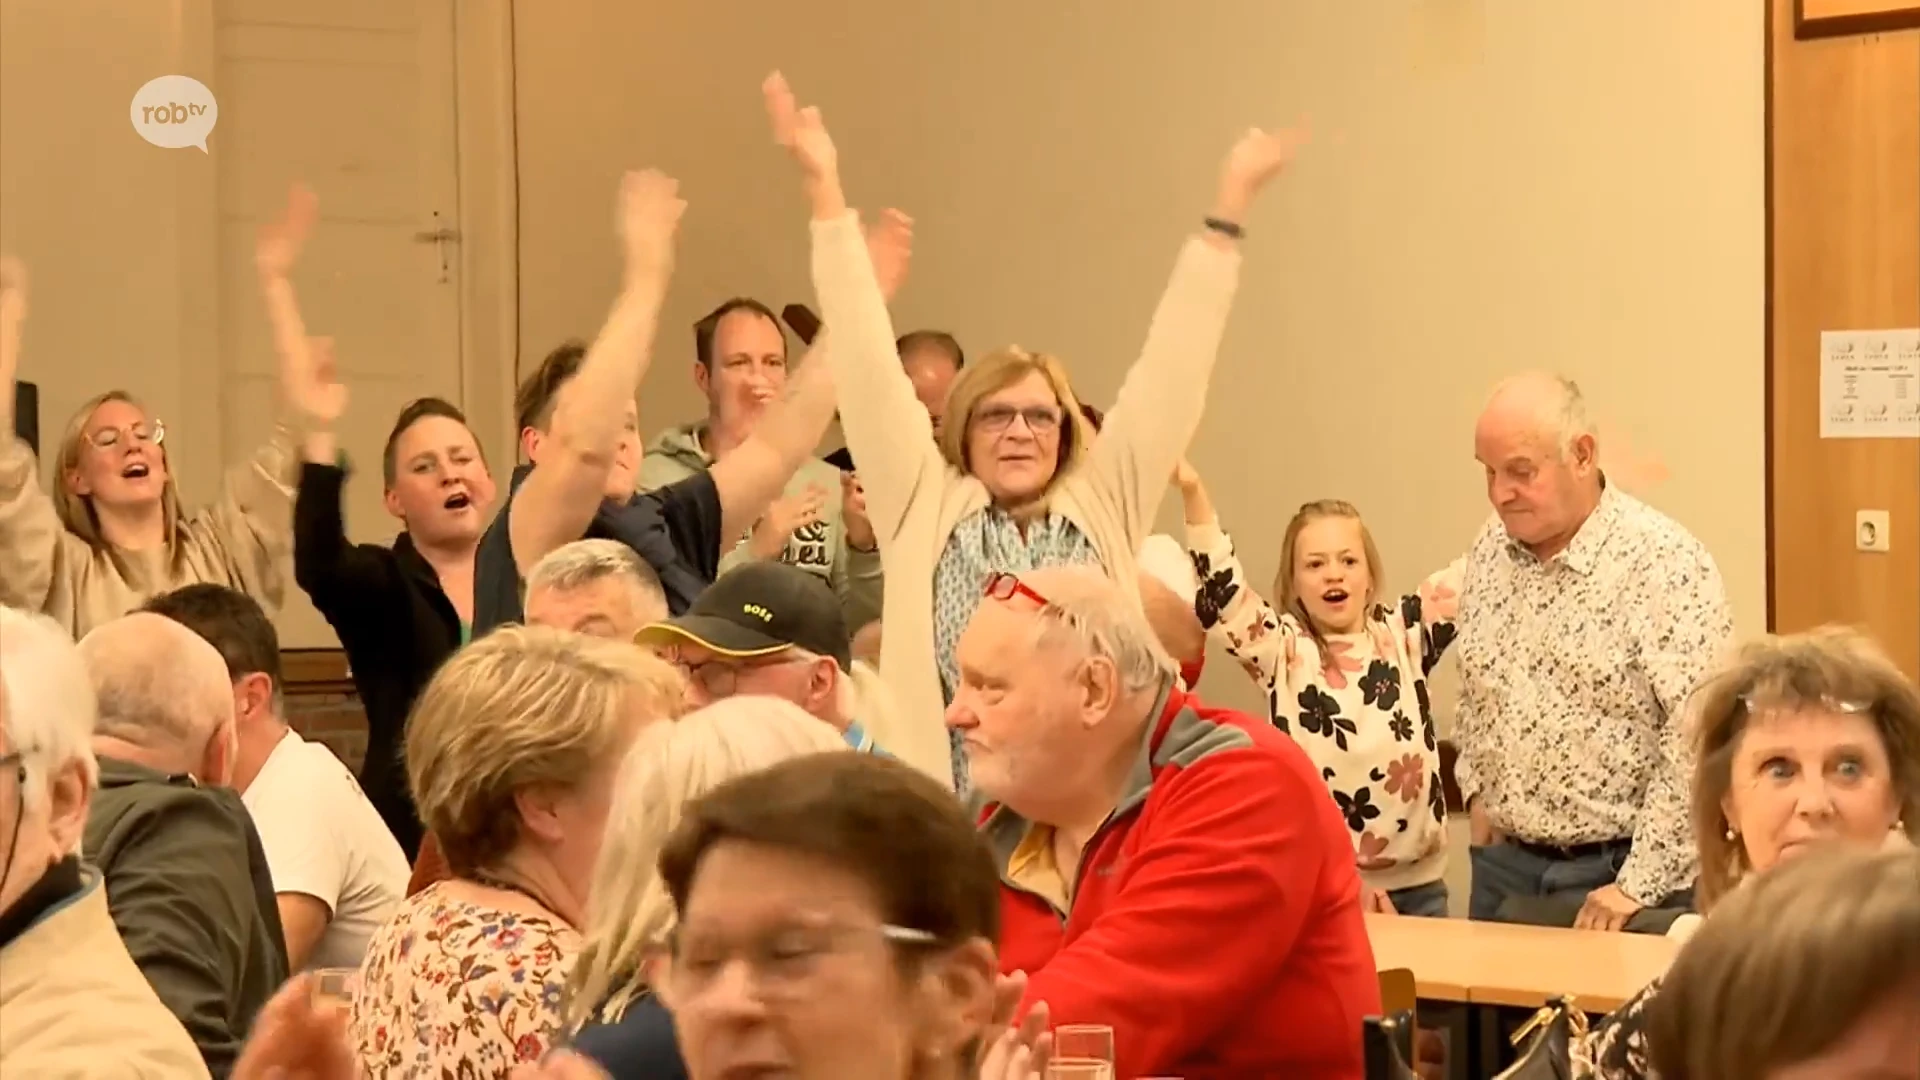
[1363,887,1397,915]
[1574,883,1643,933]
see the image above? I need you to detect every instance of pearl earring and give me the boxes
[1725,825,1738,841]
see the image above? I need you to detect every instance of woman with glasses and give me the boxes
[762,72,1304,791]
[0,187,340,638]
[561,695,854,1078]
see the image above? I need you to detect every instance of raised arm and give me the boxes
[291,380,407,628]
[1403,559,1463,675]
[1075,127,1304,542]
[0,256,63,614]
[1176,461,1296,700]
[766,72,941,545]
[509,171,682,577]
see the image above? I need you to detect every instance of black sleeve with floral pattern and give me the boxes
[1576,977,1661,1080]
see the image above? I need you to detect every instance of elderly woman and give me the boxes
[645,750,1004,1079]
[562,695,853,1078]
[0,190,336,638]
[1580,626,1919,1079]
[761,72,1303,788]
[1644,845,1920,1079]
[349,625,685,1078]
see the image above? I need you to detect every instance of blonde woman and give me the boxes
[762,72,1305,790]
[1644,845,1920,1080]
[349,625,685,1079]
[1580,626,1919,1080]
[0,188,336,638]
[564,695,851,1078]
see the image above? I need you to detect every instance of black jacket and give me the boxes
[293,461,462,858]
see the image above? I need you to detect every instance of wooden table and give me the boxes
[1366,914,1680,1014]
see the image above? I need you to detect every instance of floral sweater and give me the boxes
[1187,521,1462,893]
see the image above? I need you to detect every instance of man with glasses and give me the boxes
[636,560,898,755]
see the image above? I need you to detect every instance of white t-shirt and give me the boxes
[241,730,410,971]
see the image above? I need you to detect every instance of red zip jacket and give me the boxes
[982,685,1380,1080]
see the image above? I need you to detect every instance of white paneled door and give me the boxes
[213,0,463,646]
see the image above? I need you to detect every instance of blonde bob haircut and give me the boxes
[564,695,850,1030]
[406,625,687,876]
[1686,625,1920,910]
[936,347,1099,500]
[1646,844,1920,1080]
[55,391,186,550]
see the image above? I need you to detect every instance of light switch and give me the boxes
[1856,510,1891,553]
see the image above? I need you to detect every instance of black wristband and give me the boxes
[1203,216,1245,239]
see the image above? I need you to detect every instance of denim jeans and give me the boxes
[1387,880,1452,918]
[1468,839,1628,922]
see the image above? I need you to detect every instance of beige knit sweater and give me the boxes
[808,213,1242,784]
[0,432,296,639]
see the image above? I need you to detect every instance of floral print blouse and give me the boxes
[1186,520,1462,893]
[1575,978,1660,1080]
[350,881,580,1079]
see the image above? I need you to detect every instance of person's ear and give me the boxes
[383,485,405,522]
[63,465,91,497]
[44,757,94,858]
[693,361,713,397]
[912,939,998,1065]
[1075,655,1119,725]
[808,658,839,715]
[513,785,567,846]
[235,672,275,723]
[204,720,238,787]
[519,426,542,463]
[1570,433,1598,473]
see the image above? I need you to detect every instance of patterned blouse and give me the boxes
[1575,978,1660,1080]
[350,881,580,1079]
[932,507,1102,792]
[1186,520,1462,893]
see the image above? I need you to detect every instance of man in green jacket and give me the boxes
[640,297,883,630]
[76,613,287,1080]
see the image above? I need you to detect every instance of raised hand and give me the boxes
[864,209,914,302]
[750,483,828,559]
[284,335,349,427]
[256,183,319,280]
[763,71,837,183]
[841,471,875,551]
[1214,123,1309,223]
[0,256,25,425]
[617,169,687,290]
[1172,457,1201,491]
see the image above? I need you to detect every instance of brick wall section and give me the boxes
[285,691,370,776]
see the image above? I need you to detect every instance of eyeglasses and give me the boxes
[983,572,1051,608]
[676,653,807,699]
[973,405,1061,435]
[84,419,165,451]
[648,920,936,1007]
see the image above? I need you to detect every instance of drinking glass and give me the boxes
[1052,1024,1115,1063]
[311,967,360,1009]
[1045,1063,1111,1080]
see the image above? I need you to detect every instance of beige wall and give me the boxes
[517,1,1766,716]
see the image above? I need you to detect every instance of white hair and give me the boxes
[1485,371,1594,458]
[77,613,233,755]
[527,539,665,611]
[566,694,848,1030]
[1020,566,1172,694]
[0,606,100,804]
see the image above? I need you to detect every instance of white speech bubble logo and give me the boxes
[130,75,218,153]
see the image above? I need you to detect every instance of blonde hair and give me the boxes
[1274,501,1386,661]
[406,626,687,876]
[1646,845,1920,1080]
[55,391,185,550]
[564,695,849,1029]
[936,347,1098,506]
[1687,625,1920,910]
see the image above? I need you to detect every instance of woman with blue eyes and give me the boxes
[1578,625,1920,1080]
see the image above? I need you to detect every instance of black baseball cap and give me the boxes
[634,560,851,669]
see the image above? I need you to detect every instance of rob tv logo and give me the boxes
[129,75,218,152]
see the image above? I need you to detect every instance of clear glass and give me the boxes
[310,967,360,1009]
[1045,1063,1111,1080]
[1052,1024,1115,1063]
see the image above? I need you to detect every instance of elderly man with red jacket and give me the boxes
[950,565,1379,1080]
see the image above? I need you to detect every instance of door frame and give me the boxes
[452,0,521,468]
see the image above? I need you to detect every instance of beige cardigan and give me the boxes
[0,870,211,1078]
[809,214,1242,784]
[0,433,296,639]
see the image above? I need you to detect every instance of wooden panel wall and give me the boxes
[1769,0,1920,677]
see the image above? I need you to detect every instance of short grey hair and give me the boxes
[527,539,665,610]
[77,613,233,754]
[1486,371,1594,458]
[0,606,99,803]
[1018,566,1171,694]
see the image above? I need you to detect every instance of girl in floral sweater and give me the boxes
[1178,462,1462,916]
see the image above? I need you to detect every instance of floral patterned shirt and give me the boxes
[1187,520,1462,893]
[350,881,580,1079]
[932,508,1102,793]
[1574,978,1660,1080]
[1454,484,1733,906]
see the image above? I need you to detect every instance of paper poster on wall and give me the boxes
[1820,329,1920,439]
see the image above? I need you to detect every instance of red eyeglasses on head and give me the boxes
[982,572,1051,607]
